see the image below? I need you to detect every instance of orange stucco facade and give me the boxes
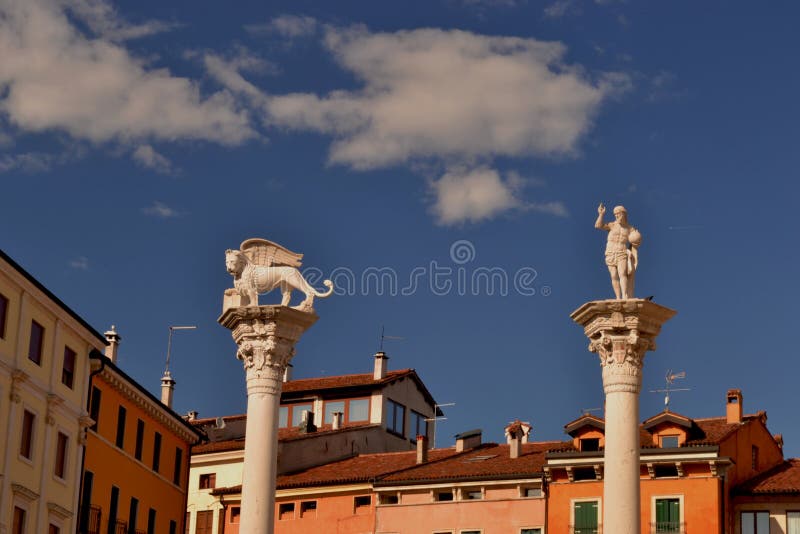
[79,358,200,534]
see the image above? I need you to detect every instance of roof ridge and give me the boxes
[287,368,413,382]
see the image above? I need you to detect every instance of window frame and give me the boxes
[741,510,770,534]
[53,430,69,480]
[173,447,183,486]
[278,503,295,521]
[89,386,101,432]
[570,497,601,534]
[20,408,36,461]
[651,494,684,534]
[579,438,600,452]
[520,529,543,534]
[354,495,371,515]
[279,402,314,428]
[0,292,8,339]
[659,435,680,448]
[28,320,44,365]
[134,419,145,461]
[386,398,405,436]
[786,511,800,534]
[300,500,317,518]
[152,432,162,472]
[198,473,216,490]
[61,346,76,389]
[115,405,127,449]
[323,397,371,425]
[411,410,428,438]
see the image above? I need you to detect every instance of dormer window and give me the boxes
[660,435,680,448]
[580,438,600,452]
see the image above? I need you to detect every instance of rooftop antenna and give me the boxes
[425,402,455,449]
[378,325,404,352]
[581,407,603,416]
[649,370,690,412]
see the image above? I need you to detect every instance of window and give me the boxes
[741,511,770,534]
[89,387,101,431]
[752,445,759,470]
[115,406,126,448]
[379,493,399,505]
[128,497,139,534]
[49,524,60,534]
[0,292,8,339]
[354,496,371,514]
[54,431,68,479]
[278,503,295,520]
[435,490,454,502]
[20,409,36,459]
[195,511,213,534]
[654,464,679,478]
[230,507,240,524]
[580,438,600,451]
[464,489,483,500]
[108,486,120,533]
[323,398,371,424]
[147,509,156,534]
[61,347,76,388]
[660,435,679,448]
[152,432,162,472]
[78,471,94,533]
[173,448,183,485]
[300,501,317,518]
[787,511,800,534]
[460,531,482,534]
[199,473,216,490]
[411,410,427,438]
[13,506,26,534]
[573,467,597,481]
[134,420,144,461]
[654,498,680,533]
[387,399,405,436]
[168,520,176,534]
[521,530,542,534]
[279,403,313,428]
[573,500,599,534]
[28,320,44,365]
[522,486,542,498]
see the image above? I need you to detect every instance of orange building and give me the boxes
[544,389,784,534]
[78,336,202,534]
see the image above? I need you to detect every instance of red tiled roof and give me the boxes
[281,369,415,393]
[734,459,800,495]
[192,422,381,454]
[379,441,563,484]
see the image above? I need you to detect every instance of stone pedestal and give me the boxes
[571,299,675,534]
[218,305,318,534]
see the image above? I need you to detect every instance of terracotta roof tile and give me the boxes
[734,459,800,495]
[378,441,563,484]
[281,369,415,393]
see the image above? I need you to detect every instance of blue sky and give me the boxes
[2,0,799,454]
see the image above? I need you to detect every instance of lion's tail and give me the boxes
[311,280,335,299]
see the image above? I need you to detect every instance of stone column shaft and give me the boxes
[219,305,317,534]
[572,299,675,534]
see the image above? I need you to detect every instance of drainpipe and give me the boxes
[77,351,106,533]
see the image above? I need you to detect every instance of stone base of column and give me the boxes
[218,305,318,534]
[571,298,676,534]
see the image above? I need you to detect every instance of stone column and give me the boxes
[571,299,675,534]
[218,305,318,534]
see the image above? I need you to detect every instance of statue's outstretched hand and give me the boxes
[598,203,606,215]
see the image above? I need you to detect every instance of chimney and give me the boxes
[299,410,316,434]
[186,410,198,421]
[374,351,388,380]
[283,364,293,383]
[505,421,532,444]
[161,370,176,409]
[332,412,343,430]
[416,435,428,464]
[104,325,121,363]
[726,389,743,424]
[505,421,526,459]
[455,429,482,452]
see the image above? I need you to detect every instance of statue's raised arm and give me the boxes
[596,204,641,300]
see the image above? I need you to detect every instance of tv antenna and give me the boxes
[378,325,404,352]
[649,370,690,411]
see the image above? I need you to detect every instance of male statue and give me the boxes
[595,203,641,299]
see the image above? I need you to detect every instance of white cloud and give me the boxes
[202,47,273,105]
[132,145,175,174]
[142,201,179,218]
[528,200,568,217]
[430,166,522,225]
[245,14,318,38]
[265,27,628,170]
[544,0,577,18]
[0,152,55,173]
[0,0,255,146]
[69,256,89,270]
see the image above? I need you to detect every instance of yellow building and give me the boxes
[78,331,202,534]
[0,249,107,534]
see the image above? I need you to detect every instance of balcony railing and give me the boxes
[85,506,101,534]
[651,521,685,533]
[114,520,127,534]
